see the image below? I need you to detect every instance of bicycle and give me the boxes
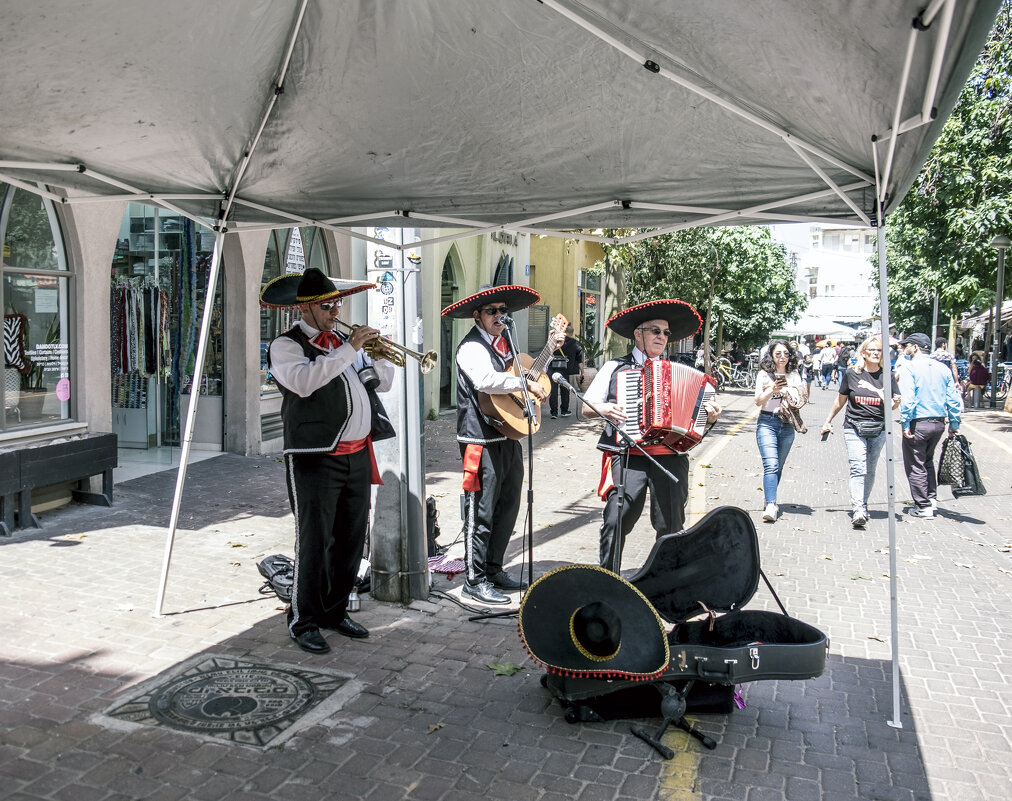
[982,362,1010,403]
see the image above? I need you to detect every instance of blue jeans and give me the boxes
[756,412,796,504]
[842,427,885,512]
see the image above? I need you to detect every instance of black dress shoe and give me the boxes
[333,616,369,639]
[488,570,526,591]
[292,629,331,654]
[462,580,511,605]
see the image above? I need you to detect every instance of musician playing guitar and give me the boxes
[583,300,722,571]
[441,286,555,606]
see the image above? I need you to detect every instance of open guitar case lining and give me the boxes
[540,506,828,757]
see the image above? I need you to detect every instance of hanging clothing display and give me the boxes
[110,276,169,408]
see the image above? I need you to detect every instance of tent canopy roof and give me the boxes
[0,0,1001,240]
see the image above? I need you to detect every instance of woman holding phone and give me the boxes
[820,338,898,528]
[754,340,805,522]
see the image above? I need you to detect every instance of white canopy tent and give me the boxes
[773,316,859,341]
[0,0,1001,727]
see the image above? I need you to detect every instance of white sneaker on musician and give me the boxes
[929,497,938,511]
[762,503,778,522]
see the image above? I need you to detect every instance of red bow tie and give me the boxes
[310,331,341,351]
[492,336,511,359]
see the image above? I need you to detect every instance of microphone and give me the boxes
[496,315,512,326]
[552,372,576,392]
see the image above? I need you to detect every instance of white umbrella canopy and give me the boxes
[774,316,858,340]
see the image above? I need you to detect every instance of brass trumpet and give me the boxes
[333,319,438,374]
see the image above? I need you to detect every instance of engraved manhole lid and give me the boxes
[104,655,360,748]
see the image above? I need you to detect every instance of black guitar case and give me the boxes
[541,506,828,755]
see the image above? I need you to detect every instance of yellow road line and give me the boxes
[961,418,1012,456]
[686,400,760,523]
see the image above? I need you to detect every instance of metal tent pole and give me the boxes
[153,227,225,616]
[877,222,903,729]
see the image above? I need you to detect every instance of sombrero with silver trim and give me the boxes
[440,285,540,319]
[606,299,702,341]
[259,267,376,309]
[518,564,669,681]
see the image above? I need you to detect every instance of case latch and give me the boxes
[750,646,760,670]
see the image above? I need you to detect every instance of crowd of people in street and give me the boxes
[752,329,966,528]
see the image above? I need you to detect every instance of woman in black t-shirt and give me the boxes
[820,338,899,528]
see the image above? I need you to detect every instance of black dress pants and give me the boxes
[599,451,689,571]
[286,450,371,637]
[901,417,945,508]
[461,440,523,585]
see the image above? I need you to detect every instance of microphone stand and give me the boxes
[554,374,680,574]
[469,316,538,622]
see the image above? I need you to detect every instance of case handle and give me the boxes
[695,657,738,681]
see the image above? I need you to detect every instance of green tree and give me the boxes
[597,226,806,363]
[884,1,1012,338]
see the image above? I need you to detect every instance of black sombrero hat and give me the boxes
[440,285,540,319]
[518,565,669,681]
[259,267,376,310]
[606,299,702,341]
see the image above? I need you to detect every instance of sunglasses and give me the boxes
[638,326,671,337]
[318,299,343,311]
[866,348,883,353]
[482,306,510,315]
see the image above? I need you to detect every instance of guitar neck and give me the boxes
[527,338,558,380]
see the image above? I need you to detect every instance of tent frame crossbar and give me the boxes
[542,0,874,185]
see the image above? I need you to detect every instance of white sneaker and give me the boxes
[851,508,868,527]
[906,506,935,519]
[762,503,778,522]
[929,498,938,511]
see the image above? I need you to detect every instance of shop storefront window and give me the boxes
[110,203,223,447]
[1,183,72,431]
[260,227,330,395]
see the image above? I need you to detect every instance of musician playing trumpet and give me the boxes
[583,300,722,571]
[260,267,395,654]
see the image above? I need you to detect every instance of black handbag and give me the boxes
[937,435,965,487]
[951,435,987,497]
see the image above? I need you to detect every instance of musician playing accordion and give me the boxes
[582,300,722,571]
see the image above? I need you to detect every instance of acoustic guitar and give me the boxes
[478,314,568,440]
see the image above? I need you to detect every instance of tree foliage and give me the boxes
[596,226,806,353]
[884,1,1012,332]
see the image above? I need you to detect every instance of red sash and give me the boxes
[330,436,382,484]
[462,444,483,492]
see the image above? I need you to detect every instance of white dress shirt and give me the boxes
[269,319,394,442]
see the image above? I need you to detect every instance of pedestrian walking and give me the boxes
[820,338,899,528]
[754,339,805,523]
[897,332,962,519]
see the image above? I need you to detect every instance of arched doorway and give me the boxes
[439,248,461,410]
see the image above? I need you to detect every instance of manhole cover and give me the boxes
[105,655,359,748]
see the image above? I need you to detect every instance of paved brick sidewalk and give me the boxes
[0,385,1009,800]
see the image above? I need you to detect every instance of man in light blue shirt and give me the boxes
[896,333,962,519]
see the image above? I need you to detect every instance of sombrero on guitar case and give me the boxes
[534,506,828,754]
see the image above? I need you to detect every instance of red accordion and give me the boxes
[616,360,717,452]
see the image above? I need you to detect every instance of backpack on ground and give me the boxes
[257,553,294,602]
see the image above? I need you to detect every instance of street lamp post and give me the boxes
[989,235,1010,409]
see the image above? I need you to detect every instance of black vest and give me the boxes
[269,327,394,453]
[596,353,638,453]
[455,326,509,445]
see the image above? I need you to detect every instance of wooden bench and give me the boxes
[0,449,17,536]
[1,433,117,534]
